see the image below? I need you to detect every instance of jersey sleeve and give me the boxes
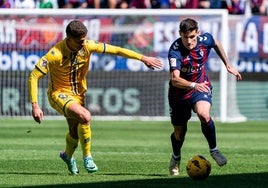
[85,40,142,60]
[35,45,63,74]
[199,32,216,47]
[35,47,59,75]
[29,46,60,103]
[104,43,143,60]
[168,39,182,71]
[28,68,45,103]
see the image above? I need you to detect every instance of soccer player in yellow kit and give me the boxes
[28,20,162,175]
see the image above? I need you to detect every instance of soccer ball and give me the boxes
[186,155,211,180]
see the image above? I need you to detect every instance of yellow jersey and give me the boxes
[29,39,143,103]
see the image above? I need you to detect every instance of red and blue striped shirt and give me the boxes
[168,32,215,99]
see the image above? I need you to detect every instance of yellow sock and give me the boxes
[77,123,91,157]
[65,133,78,159]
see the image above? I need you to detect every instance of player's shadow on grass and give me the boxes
[16,172,268,188]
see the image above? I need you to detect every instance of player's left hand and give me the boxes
[226,65,242,80]
[141,56,163,70]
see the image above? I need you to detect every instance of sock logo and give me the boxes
[84,137,90,143]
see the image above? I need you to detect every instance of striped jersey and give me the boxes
[168,32,215,99]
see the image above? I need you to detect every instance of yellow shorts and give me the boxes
[48,90,84,117]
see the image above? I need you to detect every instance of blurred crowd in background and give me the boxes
[0,0,267,15]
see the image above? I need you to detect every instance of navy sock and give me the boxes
[170,132,184,158]
[201,118,217,149]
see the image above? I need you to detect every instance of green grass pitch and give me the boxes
[0,119,267,188]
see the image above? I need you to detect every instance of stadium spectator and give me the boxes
[150,0,171,8]
[14,0,36,8]
[170,0,187,8]
[59,0,88,8]
[197,0,229,9]
[57,0,66,7]
[37,0,58,8]
[39,0,53,8]
[210,0,225,8]
[250,0,267,15]
[57,0,89,8]
[0,0,12,8]
[117,0,130,8]
[184,0,199,8]
[198,0,210,8]
[79,0,120,8]
[167,18,242,176]
[130,0,151,8]
[28,20,162,175]
[107,0,118,8]
[227,0,247,14]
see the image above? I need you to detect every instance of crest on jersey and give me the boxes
[199,49,204,57]
[40,58,48,68]
[186,56,191,61]
[170,58,177,67]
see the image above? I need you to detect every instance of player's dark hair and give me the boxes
[179,18,198,33]
[66,20,88,38]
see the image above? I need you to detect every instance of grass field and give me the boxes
[0,119,267,188]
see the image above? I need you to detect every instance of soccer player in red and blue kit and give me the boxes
[168,18,242,176]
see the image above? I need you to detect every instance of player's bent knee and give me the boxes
[197,113,210,123]
[80,110,91,125]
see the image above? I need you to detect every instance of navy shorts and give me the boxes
[169,91,212,126]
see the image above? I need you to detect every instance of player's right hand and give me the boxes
[141,56,163,70]
[31,103,44,124]
[194,82,211,93]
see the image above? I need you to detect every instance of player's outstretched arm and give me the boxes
[141,55,163,70]
[101,43,162,70]
[28,68,45,124]
[226,64,242,80]
[213,39,242,80]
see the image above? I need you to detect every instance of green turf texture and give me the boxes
[0,119,267,188]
